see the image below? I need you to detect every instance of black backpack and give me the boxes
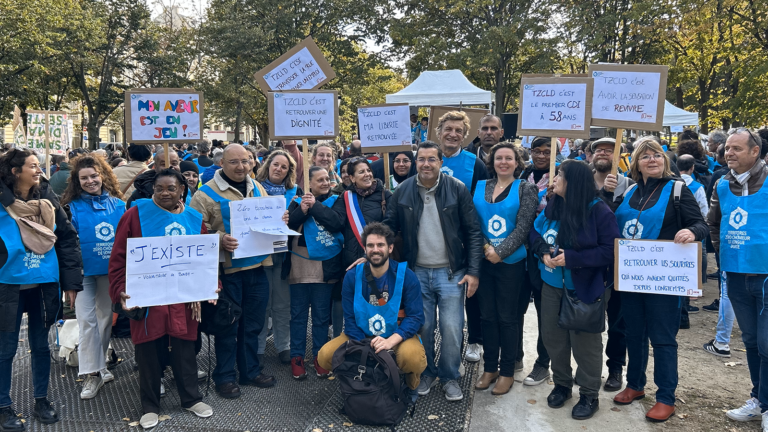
[331,338,410,428]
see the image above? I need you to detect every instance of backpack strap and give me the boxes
[122,168,147,194]
[621,183,637,198]
[373,349,403,400]
[672,180,684,229]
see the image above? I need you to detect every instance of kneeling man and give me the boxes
[317,223,427,389]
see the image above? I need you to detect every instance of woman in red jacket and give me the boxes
[109,169,214,430]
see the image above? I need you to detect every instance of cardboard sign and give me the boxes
[125,234,220,308]
[229,196,300,259]
[124,88,205,144]
[589,64,668,131]
[517,77,593,139]
[23,111,69,155]
[357,103,413,153]
[255,37,336,93]
[426,106,490,146]
[268,90,339,140]
[614,239,702,297]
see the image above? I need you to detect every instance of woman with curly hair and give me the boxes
[61,155,126,400]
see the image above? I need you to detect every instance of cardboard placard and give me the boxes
[268,90,339,140]
[516,77,593,139]
[614,239,702,297]
[254,37,336,93]
[23,111,69,155]
[357,103,413,153]
[124,88,205,144]
[588,64,668,131]
[426,106,490,146]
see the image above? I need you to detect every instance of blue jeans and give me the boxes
[0,288,51,407]
[213,267,269,385]
[289,283,332,358]
[725,273,768,411]
[715,271,735,346]
[622,291,681,406]
[415,266,465,382]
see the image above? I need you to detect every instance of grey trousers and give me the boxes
[541,282,605,397]
[258,253,291,354]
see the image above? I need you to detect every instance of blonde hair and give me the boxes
[255,150,297,189]
[436,111,471,139]
[628,136,674,181]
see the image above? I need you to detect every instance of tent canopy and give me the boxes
[663,100,698,127]
[386,70,492,107]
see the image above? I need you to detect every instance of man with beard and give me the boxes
[316,223,426,391]
[592,137,634,393]
[467,114,505,162]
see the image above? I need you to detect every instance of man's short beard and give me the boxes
[594,159,612,173]
[369,253,388,268]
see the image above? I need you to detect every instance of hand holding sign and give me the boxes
[229,196,300,259]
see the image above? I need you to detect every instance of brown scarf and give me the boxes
[353,180,378,197]
[5,199,57,255]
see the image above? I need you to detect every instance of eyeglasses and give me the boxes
[416,157,439,164]
[154,186,179,193]
[594,148,614,155]
[638,153,664,162]
[393,159,411,165]
[227,159,250,166]
[531,150,551,157]
[734,128,760,149]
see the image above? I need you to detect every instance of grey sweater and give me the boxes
[482,179,539,260]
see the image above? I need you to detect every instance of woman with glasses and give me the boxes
[606,136,708,422]
[254,150,300,364]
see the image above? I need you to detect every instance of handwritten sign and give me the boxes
[22,111,68,155]
[357,103,412,153]
[268,90,339,140]
[255,37,336,93]
[229,196,300,259]
[614,239,701,297]
[126,234,219,308]
[517,77,592,139]
[589,64,668,131]
[124,88,205,144]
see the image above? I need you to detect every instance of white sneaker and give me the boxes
[762,411,768,431]
[185,402,213,418]
[101,368,114,383]
[80,374,103,400]
[197,370,207,380]
[727,397,762,422]
[140,412,159,429]
[465,343,482,363]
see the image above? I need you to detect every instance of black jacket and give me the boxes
[692,158,712,191]
[332,180,392,268]
[0,178,83,332]
[283,192,344,282]
[125,170,157,209]
[384,173,483,277]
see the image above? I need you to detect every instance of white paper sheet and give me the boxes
[230,196,298,259]
[615,239,702,297]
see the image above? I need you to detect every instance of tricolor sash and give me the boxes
[344,191,366,247]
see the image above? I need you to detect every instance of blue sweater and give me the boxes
[341,260,424,341]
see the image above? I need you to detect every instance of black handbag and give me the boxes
[557,273,606,333]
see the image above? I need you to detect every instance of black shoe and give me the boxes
[216,382,241,399]
[32,398,58,425]
[686,304,700,314]
[278,350,291,364]
[0,406,24,431]
[572,395,599,420]
[604,370,623,392]
[547,385,572,408]
[679,318,690,329]
[241,374,276,388]
[703,298,719,312]
[707,271,719,280]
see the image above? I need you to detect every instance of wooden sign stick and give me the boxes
[164,143,170,168]
[302,139,310,191]
[383,152,390,189]
[44,113,51,176]
[611,128,624,175]
[548,137,558,186]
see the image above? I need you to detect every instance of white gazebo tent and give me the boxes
[663,100,698,127]
[386,70,493,108]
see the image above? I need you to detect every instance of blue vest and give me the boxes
[198,180,268,267]
[532,213,574,290]
[441,150,476,189]
[353,261,406,338]
[717,178,768,273]
[687,178,703,195]
[0,204,60,285]
[136,199,203,237]
[293,195,343,261]
[615,180,674,239]
[70,193,126,277]
[473,180,526,264]
[284,185,298,207]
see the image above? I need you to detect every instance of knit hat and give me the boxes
[180,160,199,174]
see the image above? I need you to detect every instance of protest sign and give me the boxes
[268,90,338,140]
[255,37,336,93]
[125,234,220,308]
[124,88,205,144]
[23,111,68,156]
[357,103,412,153]
[426,106,490,146]
[229,196,300,259]
[516,77,593,140]
[614,239,702,297]
[588,64,668,131]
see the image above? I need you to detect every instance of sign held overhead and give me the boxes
[255,37,336,94]
[516,77,593,139]
[124,88,205,144]
[268,90,339,140]
[588,64,668,131]
[357,103,413,153]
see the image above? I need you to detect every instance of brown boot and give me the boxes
[491,376,515,395]
[613,387,645,405]
[475,371,499,390]
[645,402,675,422]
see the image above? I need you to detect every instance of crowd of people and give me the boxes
[0,112,765,431]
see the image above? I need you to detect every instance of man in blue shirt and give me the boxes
[317,223,426,390]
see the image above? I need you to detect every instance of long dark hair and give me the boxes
[550,160,597,249]
[0,148,38,198]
